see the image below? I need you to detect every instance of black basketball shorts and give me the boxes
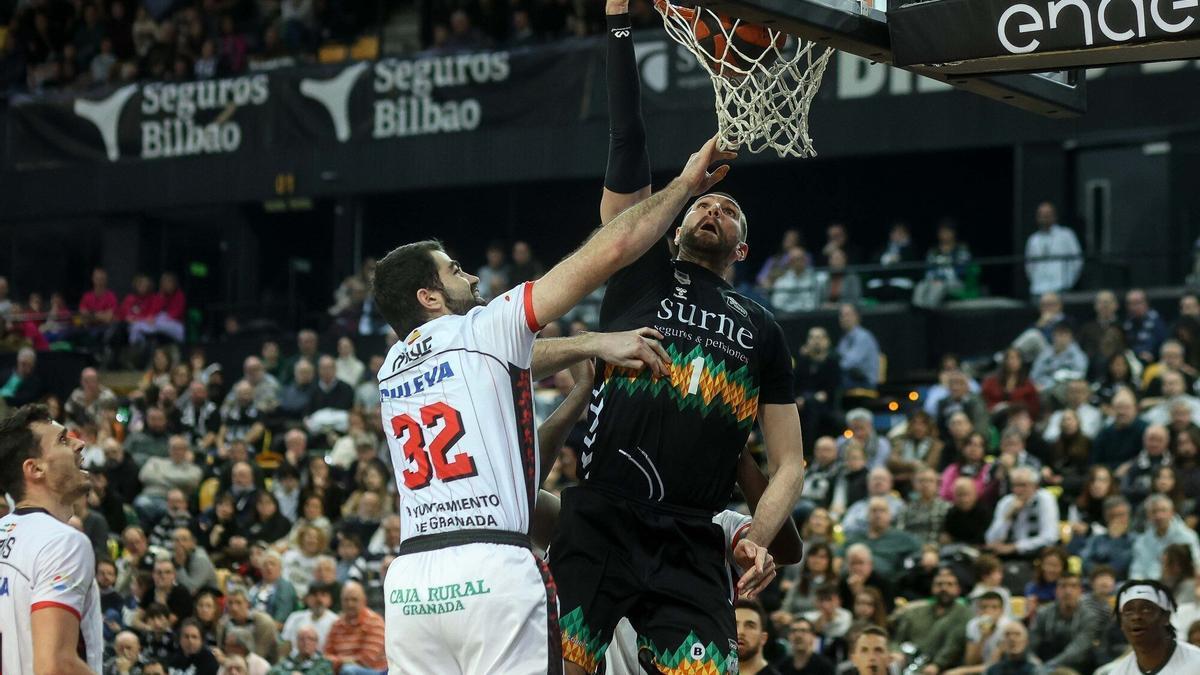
[549,486,738,675]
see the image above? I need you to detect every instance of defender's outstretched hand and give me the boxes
[680,135,737,197]
[589,328,672,378]
[733,538,778,600]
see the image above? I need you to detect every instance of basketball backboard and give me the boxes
[699,0,1089,117]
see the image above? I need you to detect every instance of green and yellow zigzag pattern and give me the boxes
[638,631,737,675]
[603,343,760,430]
[559,609,736,674]
[560,607,607,673]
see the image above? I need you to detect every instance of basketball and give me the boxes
[656,1,787,77]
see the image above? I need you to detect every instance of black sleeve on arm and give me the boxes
[759,315,798,404]
[604,13,652,194]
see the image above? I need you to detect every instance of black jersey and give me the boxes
[583,239,795,511]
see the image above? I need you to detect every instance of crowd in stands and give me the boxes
[0,267,187,372]
[0,0,659,95]
[759,201,1085,316]
[738,291,1200,673]
[0,0,377,94]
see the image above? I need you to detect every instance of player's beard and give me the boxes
[678,222,737,269]
[444,286,485,316]
[53,467,91,503]
[736,640,759,662]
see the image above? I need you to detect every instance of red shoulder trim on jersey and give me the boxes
[31,601,82,621]
[523,281,543,333]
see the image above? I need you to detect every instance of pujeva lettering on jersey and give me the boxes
[380,361,456,399]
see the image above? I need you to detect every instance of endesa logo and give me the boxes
[997,0,1199,54]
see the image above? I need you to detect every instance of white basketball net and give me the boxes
[655,1,833,158]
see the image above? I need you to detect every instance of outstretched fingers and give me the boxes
[635,328,672,372]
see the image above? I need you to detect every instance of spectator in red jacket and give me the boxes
[120,274,159,323]
[139,272,187,344]
[120,274,160,365]
[981,347,1041,426]
[79,267,120,357]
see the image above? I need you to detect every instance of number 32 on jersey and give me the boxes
[390,402,477,490]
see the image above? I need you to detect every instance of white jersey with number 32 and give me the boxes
[0,508,103,674]
[378,282,542,543]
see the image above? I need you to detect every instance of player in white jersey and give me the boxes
[0,404,102,675]
[371,135,737,675]
[1108,579,1200,674]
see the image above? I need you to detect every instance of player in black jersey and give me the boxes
[548,2,808,674]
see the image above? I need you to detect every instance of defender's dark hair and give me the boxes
[734,598,768,630]
[373,239,446,336]
[1115,579,1177,639]
[0,404,53,501]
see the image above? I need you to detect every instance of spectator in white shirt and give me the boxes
[334,337,365,386]
[770,246,822,313]
[1142,370,1200,427]
[1030,322,1088,391]
[280,583,339,654]
[1024,202,1082,296]
[985,467,1061,558]
[1043,379,1103,441]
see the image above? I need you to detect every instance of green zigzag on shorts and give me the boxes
[559,607,608,667]
[604,343,760,430]
[638,631,736,674]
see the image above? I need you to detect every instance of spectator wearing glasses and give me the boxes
[778,617,834,675]
[1079,496,1135,579]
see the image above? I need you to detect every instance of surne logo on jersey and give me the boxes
[656,298,754,349]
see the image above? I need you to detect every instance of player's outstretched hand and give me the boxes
[680,135,737,197]
[733,538,777,600]
[590,327,672,377]
[607,0,629,15]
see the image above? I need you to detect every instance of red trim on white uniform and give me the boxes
[523,282,543,333]
[30,601,81,621]
[730,521,753,556]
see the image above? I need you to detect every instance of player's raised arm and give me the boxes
[601,0,653,225]
[532,135,734,326]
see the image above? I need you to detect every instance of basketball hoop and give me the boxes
[654,0,833,158]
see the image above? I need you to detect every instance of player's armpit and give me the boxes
[31,605,93,675]
[744,403,806,551]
